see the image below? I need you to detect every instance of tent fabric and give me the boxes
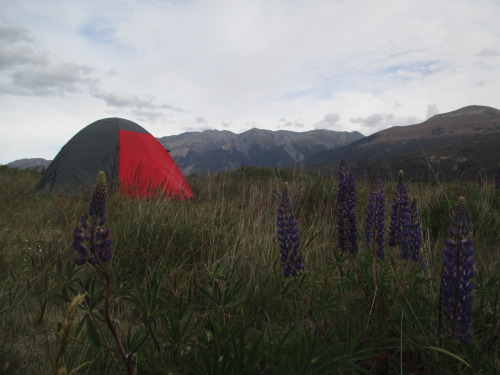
[37,118,193,199]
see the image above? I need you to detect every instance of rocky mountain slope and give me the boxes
[158,128,363,174]
[5,158,51,171]
[305,105,500,181]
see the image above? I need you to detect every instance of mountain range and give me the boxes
[157,128,363,174]
[6,105,500,181]
[306,105,500,181]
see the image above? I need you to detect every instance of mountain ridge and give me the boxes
[158,128,363,174]
[305,105,500,181]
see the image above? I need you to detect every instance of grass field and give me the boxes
[0,164,498,374]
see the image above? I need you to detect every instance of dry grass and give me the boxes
[0,166,498,374]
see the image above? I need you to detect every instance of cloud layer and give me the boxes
[1,0,500,163]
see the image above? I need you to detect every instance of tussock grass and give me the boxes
[0,165,498,374]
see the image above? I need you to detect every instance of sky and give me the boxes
[1,0,499,164]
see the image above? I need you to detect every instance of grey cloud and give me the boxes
[393,101,403,109]
[282,120,304,128]
[405,115,421,125]
[0,23,32,43]
[129,109,170,124]
[182,124,214,132]
[92,89,185,113]
[196,116,207,124]
[0,23,95,97]
[351,113,394,128]
[277,117,305,128]
[350,113,421,131]
[0,45,48,70]
[93,90,156,108]
[476,48,500,57]
[314,113,340,130]
[0,23,45,70]
[323,113,340,123]
[426,103,439,119]
[3,63,95,96]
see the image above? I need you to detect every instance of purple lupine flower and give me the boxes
[365,179,385,259]
[337,158,358,254]
[73,171,113,265]
[277,183,304,277]
[441,197,475,343]
[388,170,410,247]
[400,198,423,261]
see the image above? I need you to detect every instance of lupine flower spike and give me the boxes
[337,158,358,254]
[388,170,410,247]
[441,197,475,343]
[73,171,113,265]
[277,182,304,277]
[400,198,423,262]
[365,178,385,259]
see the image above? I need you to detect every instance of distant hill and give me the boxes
[305,105,500,182]
[6,158,51,172]
[158,128,364,174]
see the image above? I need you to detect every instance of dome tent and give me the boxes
[37,118,193,199]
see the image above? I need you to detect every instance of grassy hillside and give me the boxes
[306,105,500,182]
[0,165,499,374]
[309,133,500,183]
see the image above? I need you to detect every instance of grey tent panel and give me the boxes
[37,118,149,193]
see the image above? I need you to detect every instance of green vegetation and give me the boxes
[0,165,498,374]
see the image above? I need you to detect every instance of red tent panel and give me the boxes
[118,129,193,198]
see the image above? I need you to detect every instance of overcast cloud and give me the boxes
[1,0,499,163]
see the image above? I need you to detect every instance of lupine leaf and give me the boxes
[86,316,101,347]
[68,361,91,375]
[426,346,471,368]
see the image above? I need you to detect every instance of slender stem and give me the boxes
[400,309,403,375]
[102,271,134,375]
[395,259,411,301]
[372,258,378,313]
[438,262,444,348]
[89,309,123,373]
[348,256,363,284]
